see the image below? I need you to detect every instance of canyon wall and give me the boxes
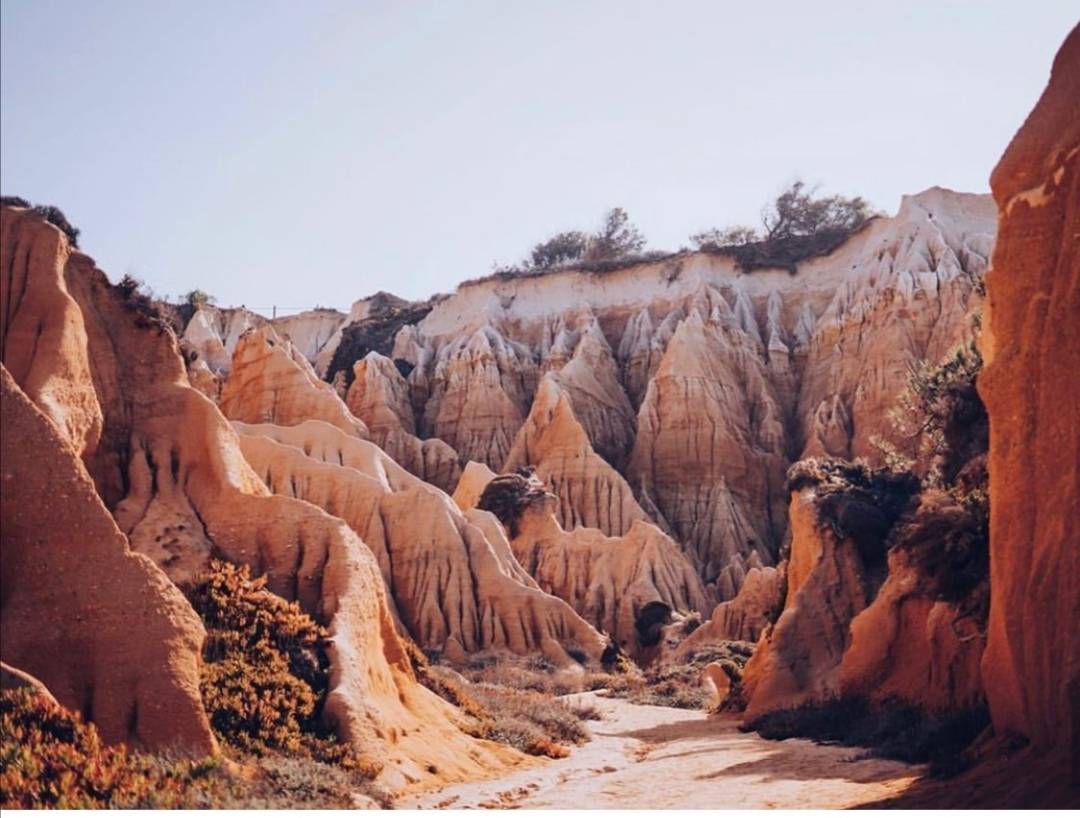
[979,24,1079,757]
[179,190,993,608]
[326,190,992,602]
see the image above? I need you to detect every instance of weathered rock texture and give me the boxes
[740,478,988,720]
[978,24,1080,758]
[0,366,216,755]
[0,205,515,789]
[740,490,869,717]
[420,326,538,468]
[313,190,992,603]
[220,326,369,438]
[836,548,984,712]
[504,375,650,536]
[453,460,499,512]
[345,352,461,491]
[675,565,784,657]
[627,304,788,597]
[232,419,606,665]
[508,492,709,656]
[181,305,345,376]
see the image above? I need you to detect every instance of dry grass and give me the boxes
[408,648,608,757]
[411,651,592,759]
[587,642,756,711]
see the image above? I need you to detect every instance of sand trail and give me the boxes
[401,692,920,809]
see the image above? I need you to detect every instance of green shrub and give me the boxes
[186,560,379,778]
[475,471,551,537]
[324,296,433,387]
[113,274,183,333]
[893,490,989,624]
[877,340,990,624]
[1,198,82,247]
[176,289,217,324]
[885,340,987,486]
[489,206,651,277]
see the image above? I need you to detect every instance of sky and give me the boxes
[1,2,1076,312]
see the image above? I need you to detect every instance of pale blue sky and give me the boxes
[1,1,1075,310]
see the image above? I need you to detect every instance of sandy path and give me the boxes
[400,692,921,809]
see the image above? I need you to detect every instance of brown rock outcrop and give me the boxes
[220,326,369,438]
[538,311,637,468]
[180,305,345,376]
[508,492,709,656]
[316,194,994,604]
[420,326,538,468]
[0,365,215,755]
[346,352,461,491]
[453,460,499,511]
[740,490,869,717]
[232,419,606,665]
[795,187,993,461]
[978,24,1080,757]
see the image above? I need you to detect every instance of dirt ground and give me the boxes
[399,692,921,809]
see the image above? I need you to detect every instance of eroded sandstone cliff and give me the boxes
[0,367,215,755]
[307,190,993,603]
[231,418,606,665]
[0,204,518,789]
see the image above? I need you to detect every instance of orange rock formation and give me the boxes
[232,419,606,665]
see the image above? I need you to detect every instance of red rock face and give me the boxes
[978,24,1080,756]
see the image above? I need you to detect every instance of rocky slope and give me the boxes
[721,30,1079,805]
[219,326,369,438]
[181,304,345,375]
[739,482,984,718]
[0,204,518,790]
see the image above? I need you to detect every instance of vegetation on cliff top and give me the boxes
[1,196,81,248]
[691,181,878,272]
[478,206,666,282]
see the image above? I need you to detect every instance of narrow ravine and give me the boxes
[400,693,921,809]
